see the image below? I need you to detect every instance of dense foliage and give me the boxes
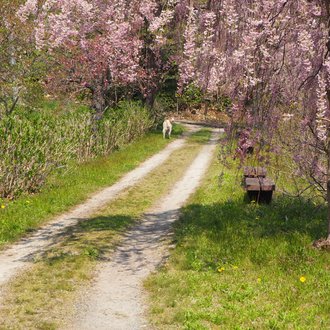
[0,0,45,118]
[0,102,152,198]
[174,0,330,240]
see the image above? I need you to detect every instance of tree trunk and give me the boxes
[90,68,112,121]
[92,87,106,121]
[325,0,330,240]
[204,101,209,117]
[327,144,330,240]
[144,87,158,109]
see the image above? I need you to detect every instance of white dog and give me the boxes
[162,117,174,139]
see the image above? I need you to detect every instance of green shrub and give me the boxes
[215,95,232,112]
[179,83,203,109]
[147,95,176,130]
[0,101,153,198]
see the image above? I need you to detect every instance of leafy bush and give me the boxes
[0,101,153,198]
[215,95,232,112]
[150,95,177,129]
[179,83,203,109]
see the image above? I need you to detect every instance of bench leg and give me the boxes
[247,191,273,204]
[261,191,273,204]
[247,191,260,203]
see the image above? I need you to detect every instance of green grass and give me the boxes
[0,124,184,248]
[188,129,212,144]
[0,129,208,330]
[145,154,330,329]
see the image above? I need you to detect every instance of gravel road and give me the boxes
[67,129,220,330]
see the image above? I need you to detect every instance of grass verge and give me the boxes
[0,125,184,248]
[0,129,211,330]
[145,153,330,329]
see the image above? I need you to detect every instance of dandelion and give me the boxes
[218,267,225,273]
[1,205,5,209]
[257,277,262,283]
[299,276,306,283]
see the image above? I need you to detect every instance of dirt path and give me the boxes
[0,126,202,288]
[67,130,220,330]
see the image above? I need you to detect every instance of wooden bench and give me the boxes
[243,167,275,203]
[243,166,267,178]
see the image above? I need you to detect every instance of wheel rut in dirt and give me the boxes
[68,130,220,330]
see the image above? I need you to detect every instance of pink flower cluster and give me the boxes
[17,0,177,95]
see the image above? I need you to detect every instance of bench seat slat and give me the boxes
[245,178,261,191]
[243,166,267,178]
[244,177,275,191]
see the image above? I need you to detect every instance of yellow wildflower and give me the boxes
[1,205,5,209]
[217,267,225,273]
[299,276,306,283]
[257,277,262,283]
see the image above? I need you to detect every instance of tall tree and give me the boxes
[176,0,330,241]
[18,0,179,115]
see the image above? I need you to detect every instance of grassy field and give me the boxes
[0,130,212,330]
[0,125,184,248]
[145,154,330,329]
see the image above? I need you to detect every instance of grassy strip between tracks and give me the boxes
[0,129,212,330]
[0,125,184,248]
[145,153,330,330]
